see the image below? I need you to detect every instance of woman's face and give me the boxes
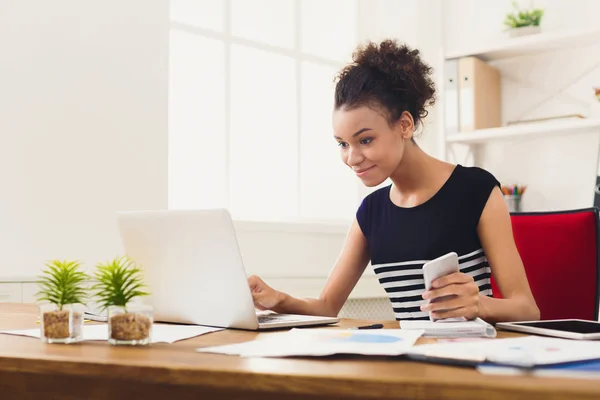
[332,106,412,187]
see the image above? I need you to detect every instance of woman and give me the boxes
[248,39,539,323]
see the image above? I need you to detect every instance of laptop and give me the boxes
[115,209,339,330]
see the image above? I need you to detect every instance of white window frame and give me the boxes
[169,0,363,222]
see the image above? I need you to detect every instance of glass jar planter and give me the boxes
[39,303,84,344]
[108,304,153,345]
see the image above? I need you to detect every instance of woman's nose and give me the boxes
[346,147,364,166]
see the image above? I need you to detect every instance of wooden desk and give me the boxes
[0,303,598,400]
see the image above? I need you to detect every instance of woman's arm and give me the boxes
[421,186,540,323]
[248,218,371,317]
[476,186,540,323]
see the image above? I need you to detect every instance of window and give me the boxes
[169,0,360,222]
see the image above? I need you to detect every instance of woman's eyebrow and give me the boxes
[334,127,372,140]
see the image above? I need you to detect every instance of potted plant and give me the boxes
[36,260,88,344]
[92,256,152,345]
[504,1,544,37]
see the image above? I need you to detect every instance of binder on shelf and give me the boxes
[458,56,501,132]
[443,59,459,136]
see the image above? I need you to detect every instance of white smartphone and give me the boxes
[422,252,460,322]
[423,252,459,291]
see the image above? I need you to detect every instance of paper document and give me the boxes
[477,358,600,379]
[400,318,496,338]
[197,328,424,358]
[407,336,600,368]
[0,324,223,344]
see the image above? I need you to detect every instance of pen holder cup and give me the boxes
[504,195,522,213]
[108,304,153,345]
[39,303,84,344]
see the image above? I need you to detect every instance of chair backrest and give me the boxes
[491,208,600,321]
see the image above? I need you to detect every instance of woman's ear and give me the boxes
[397,111,415,139]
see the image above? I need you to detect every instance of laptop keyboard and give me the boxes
[257,315,287,323]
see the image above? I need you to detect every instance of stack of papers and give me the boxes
[197,328,424,357]
[406,335,600,368]
[0,324,223,344]
[400,318,497,338]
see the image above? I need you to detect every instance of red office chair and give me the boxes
[491,208,600,321]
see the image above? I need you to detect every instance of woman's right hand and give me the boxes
[247,275,285,311]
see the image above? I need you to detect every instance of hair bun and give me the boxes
[337,39,436,125]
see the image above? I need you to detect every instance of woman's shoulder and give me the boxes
[360,184,392,207]
[357,185,391,217]
[450,165,502,225]
[356,185,392,237]
[454,164,501,189]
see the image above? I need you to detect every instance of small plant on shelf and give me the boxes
[504,1,544,37]
[36,260,88,344]
[92,256,152,345]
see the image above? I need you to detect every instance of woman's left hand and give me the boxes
[420,272,480,320]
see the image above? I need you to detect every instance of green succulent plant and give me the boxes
[36,260,88,310]
[504,1,544,29]
[92,256,149,311]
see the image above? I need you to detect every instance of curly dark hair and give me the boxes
[334,39,436,129]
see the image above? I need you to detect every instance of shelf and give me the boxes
[445,117,600,145]
[445,27,600,61]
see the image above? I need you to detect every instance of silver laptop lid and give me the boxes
[116,209,259,329]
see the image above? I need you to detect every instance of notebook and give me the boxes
[400,318,497,338]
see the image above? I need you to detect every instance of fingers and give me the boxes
[251,289,270,309]
[430,305,479,320]
[421,295,472,312]
[248,275,269,309]
[423,280,478,301]
[422,273,480,319]
[248,275,268,311]
[248,275,283,311]
[248,274,260,286]
[431,272,473,289]
[253,290,282,310]
[248,275,265,291]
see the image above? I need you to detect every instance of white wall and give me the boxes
[0,0,391,302]
[0,0,427,304]
[443,0,600,211]
[442,0,599,51]
[0,0,169,278]
[357,0,443,160]
[234,220,385,299]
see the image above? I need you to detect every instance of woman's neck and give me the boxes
[388,142,454,207]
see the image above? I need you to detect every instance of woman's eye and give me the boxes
[359,137,372,145]
[337,142,348,148]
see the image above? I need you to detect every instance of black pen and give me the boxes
[349,323,384,330]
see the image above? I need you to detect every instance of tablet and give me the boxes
[496,319,600,340]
